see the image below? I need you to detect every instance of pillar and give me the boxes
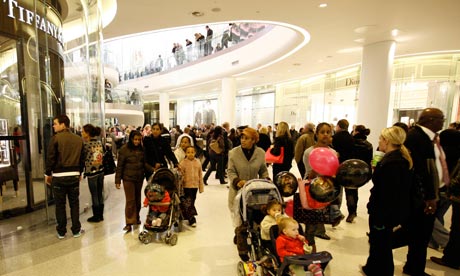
[357,40,396,147]
[159,92,170,128]
[220,77,237,127]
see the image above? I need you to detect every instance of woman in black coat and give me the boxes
[143,123,179,180]
[345,125,373,223]
[362,126,413,276]
[256,126,271,152]
[271,121,294,178]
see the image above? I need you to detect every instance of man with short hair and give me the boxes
[45,114,85,239]
[331,119,352,225]
[402,108,447,276]
[205,25,213,56]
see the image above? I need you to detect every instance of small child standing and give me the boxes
[179,146,204,227]
[143,183,170,227]
[276,217,323,276]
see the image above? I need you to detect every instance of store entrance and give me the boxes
[0,37,30,218]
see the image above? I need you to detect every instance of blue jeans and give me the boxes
[87,172,104,207]
[52,175,81,235]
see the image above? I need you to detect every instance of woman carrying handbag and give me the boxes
[271,121,294,177]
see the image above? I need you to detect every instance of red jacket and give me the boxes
[143,190,170,213]
[276,234,304,262]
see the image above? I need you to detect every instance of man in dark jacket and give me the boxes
[402,107,446,276]
[330,119,353,225]
[45,114,85,239]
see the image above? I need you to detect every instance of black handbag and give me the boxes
[103,148,116,175]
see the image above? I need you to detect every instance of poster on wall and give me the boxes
[193,99,218,127]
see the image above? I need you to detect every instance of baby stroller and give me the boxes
[138,168,183,245]
[234,179,332,276]
[233,179,283,275]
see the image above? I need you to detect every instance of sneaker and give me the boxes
[190,222,197,227]
[73,229,84,238]
[57,233,66,239]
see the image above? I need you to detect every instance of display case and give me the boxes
[0,119,10,168]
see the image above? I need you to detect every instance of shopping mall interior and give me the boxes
[0,0,459,275]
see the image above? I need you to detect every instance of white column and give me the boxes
[357,41,396,147]
[159,92,170,128]
[220,77,237,127]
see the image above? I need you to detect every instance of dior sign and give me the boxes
[2,0,63,44]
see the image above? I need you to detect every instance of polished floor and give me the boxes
[0,166,457,276]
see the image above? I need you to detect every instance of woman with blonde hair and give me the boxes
[270,121,295,178]
[362,126,413,276]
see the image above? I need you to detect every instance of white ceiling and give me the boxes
[95,0,460,101]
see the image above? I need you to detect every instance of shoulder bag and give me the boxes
[265,146,284,164]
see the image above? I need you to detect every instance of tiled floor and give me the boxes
[0,166,457,276]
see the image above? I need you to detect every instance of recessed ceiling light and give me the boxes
[191,11,204,17]
[319,3,328,8]
[391,29,399,37]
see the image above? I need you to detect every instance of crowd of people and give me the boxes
[45,110,460,275]
[118,23,267,81]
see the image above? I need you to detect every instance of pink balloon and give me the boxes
[309,147,339,176]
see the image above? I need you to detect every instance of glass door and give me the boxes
[0,37,28,218]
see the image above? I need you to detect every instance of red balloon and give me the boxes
[308,147,339,176]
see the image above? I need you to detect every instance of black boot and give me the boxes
[99,204,104,221]
[87,206,101,222]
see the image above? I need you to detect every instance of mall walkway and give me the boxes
[0,167,457,276]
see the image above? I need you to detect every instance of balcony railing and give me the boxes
[65,23,269,83]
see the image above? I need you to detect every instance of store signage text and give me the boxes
[2,0,63,44]
[345,78,360,86]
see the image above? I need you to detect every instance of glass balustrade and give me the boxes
[104,87,143,106]
[65,23,269,82]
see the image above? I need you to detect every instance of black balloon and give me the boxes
[336,159,372,189]
[274,171,298,197]
[309,176,340,203]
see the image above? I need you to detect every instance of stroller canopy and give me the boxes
[232,179,283,227]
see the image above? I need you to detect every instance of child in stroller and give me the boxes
[235,178,332,276]
[143,183,170,227]
[138,168,182,245]
[276,217,323,276]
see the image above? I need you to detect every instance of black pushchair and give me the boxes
[138,168,183,245]
[233,179,332,276]
[233,179,282,275]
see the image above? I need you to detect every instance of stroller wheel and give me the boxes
[144,233,153,244]
[139,231,151,244]
[237,261,247,276]
[164,232,171,244]
[177,220,183,232]
[169,234,178,246]
[138,231,146,242]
